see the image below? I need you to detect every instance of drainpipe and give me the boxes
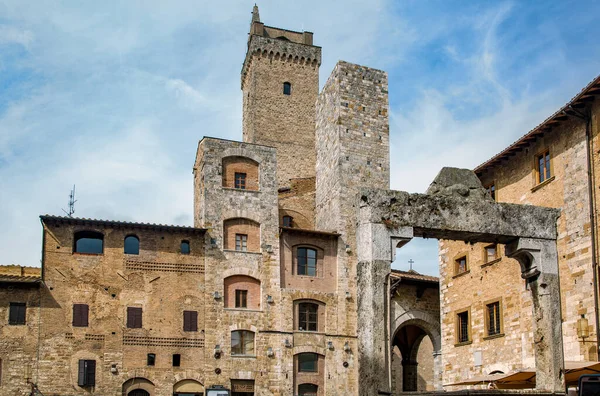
[386,272,392,392]
[569,105,600,357]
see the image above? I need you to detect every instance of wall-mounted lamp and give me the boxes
[345,244,351,254]
[266,244,273,253]
[327,341,334,350]
[577,314,590,339]
[214,344,222,359]
[266,295,274,304]
[345,291,352,300]
[213,291,221,300]
[284,339,292,348]
[210,238,217,248]
[344,341,351,353]
[110,364,118,374]
[267,347,275,357]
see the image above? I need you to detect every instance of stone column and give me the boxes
[402,359,418,391]
[356,223,413,395]
[432,350,443,391]
[506,238,565,392]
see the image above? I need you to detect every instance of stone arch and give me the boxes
[224,274,261,309]
[392,309,441,353]
[293,345,326,356]
[122,377,155,395]
[173,378,204,394]
[223,218,260,252]
[222,267,261,280]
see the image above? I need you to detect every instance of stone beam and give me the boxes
[359,188,560,243]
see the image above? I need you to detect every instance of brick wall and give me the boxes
[224,275,261,310]
[223,218,261,252]
[222,156,259,191]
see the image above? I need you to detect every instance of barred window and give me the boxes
[457,311,469,343]
[487,301,502,336]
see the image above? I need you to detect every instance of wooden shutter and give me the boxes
[73,304,89,327]
[86,360,96,386]
[77,360,86,386]
[9,303,26,325]
[127,307,142,328]
[183,311,197,332]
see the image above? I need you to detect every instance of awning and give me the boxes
[445,361,600,389]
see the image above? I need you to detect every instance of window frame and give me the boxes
[147,353,156,366]
[484,299,504,338]
[282,215,293,227]
[455,308,471,345]
[283,82,292,95]
[73,230,104,255]
[297,353,319,373]
[483,243,499,265]
[72,303,89,327]
[297,247,318,277]
[172,353,181,367]
[484,182,496,201]
[234,172,247,190]
[454,254,469,276]
[235,289,248,308]
[124,235,140,255]
[231,330,255,356]
[535,148,552,185]
[297,302,318,332]
[8,302,26,325]
[77,359,96,387]
[235,234,248,252]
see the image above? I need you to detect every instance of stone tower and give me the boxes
[241,6,321,188]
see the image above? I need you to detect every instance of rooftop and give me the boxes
[391,269,439,284]
[40,215,206,234]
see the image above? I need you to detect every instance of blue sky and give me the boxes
[0,1,599,275]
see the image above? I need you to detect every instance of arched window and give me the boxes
[283,82,292,95]
[181,240,190,255]
[74,231,103,254]
[298,383,318,396]
[297,247,317,276]
[297,353,318,372]
[231,330,255,356]
[124,235,139,255]
[298,302,318,331]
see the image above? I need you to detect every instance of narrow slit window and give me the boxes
[486,183,496,201]
[283,82,292,95]
[537,150,551,183]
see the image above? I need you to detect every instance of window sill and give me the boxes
[483,333,505,341]
[222,187,260,194]
[73,252,103,256]
[223,249,262,255]
[294,330,325,335]
[231,354,256,359]
[452,270,470,279]
[481,258,501,268]
[224,308,262,313]
[531,176,555,192]
[454,340,472,347]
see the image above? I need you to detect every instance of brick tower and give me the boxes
[241,5,321,188]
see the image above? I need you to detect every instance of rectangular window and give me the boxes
[235,234,248,252]
[487,301,502,336]
[183,310,198,332]
[172,354,181,367]
[455,256,468,275]
[485,183,496,201]
[297,248,317,277]
[77,360,96,387]
[457,311,470,343]
[72,304,89,327]
[231,330,255,355]
[234,172,247,189]
[9,303,26,325]
[235,290,248,308]
[147,353,155,366]
[298,303,318,332]
[536,150,551,184]
[298,353,318,372]
[126,307,142,329]
[484,244,498,263]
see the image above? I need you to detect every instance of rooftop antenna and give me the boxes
[408,258,414,271]
[62,185,77,217]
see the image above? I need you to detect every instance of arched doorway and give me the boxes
[128,391,150,396]
[392,324,434,392]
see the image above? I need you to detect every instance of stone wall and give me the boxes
[278,177,316,229]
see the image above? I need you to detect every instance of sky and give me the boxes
[1,1,599,276]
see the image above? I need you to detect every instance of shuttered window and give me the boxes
[9,302,26,325]
[73,304,89,327]
[77,360,96,387]
[183,310,198,332]
[127,307,142,328]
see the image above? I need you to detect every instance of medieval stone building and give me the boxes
[440,75,600,388]
[0,6,441,396]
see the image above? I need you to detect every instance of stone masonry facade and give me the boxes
[441,80,600,388]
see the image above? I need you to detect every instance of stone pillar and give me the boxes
[357,223,413,395]
[432,350,443,391]
[506,237,565,392]
[401,359,418,391]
